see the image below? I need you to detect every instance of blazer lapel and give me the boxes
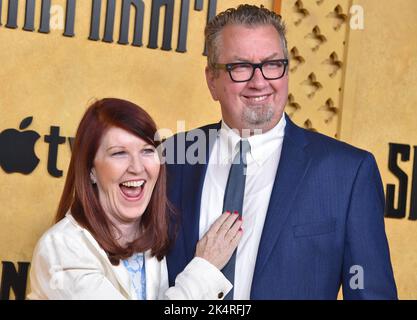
[111,262,134,299]
[252,116,312,280]
[144,251,164,300]
[65,214,133,298]
[79,226,133,299]
[181,123,220,262]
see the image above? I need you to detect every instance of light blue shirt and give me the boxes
[122,253,146,300]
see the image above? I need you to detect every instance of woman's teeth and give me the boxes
[121,180,145,188]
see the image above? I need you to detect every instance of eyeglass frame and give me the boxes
[213,59,289,83]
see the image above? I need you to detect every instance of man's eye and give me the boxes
[231,64,252,72]
[264,61,283,69]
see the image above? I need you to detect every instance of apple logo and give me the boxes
[0,117,41,174]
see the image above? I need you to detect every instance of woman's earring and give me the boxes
[90,172,97,185]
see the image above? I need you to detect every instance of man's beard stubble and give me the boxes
[242,104,275,127]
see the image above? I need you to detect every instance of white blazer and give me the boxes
[28,214,232,300]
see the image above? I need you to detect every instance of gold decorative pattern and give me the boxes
[281,0,351,138]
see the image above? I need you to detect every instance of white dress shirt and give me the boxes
[199,115,286,299]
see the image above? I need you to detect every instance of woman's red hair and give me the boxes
[56,98,171,265]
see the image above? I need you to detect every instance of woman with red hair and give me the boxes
[28,98,242,299]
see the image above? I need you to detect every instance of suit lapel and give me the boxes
[252,116,312,281]
[181,123,220,262]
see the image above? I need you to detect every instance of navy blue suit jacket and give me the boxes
[165,115,397,299]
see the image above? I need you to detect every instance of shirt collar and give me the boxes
[218,114,286,166]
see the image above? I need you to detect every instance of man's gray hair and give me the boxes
[204,4,288,71]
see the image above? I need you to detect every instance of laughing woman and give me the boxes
[28,98,242,300]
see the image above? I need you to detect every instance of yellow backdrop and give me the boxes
[0,0,416,299]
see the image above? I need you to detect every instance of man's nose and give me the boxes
[248,67,269,88]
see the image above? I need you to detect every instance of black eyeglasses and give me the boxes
[214,59,288,83]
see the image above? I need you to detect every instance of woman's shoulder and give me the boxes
[38,214,83,241]
[34,213,89,256]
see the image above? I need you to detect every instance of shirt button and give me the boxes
[218,292,224,299]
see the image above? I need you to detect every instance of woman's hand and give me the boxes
[195,211,243,270]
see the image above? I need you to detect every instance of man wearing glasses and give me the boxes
[165,4,397,299]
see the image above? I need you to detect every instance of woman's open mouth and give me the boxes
[119,180,146,201]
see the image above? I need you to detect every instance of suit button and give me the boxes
[218,292,224,299]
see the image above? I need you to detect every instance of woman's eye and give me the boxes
[111,151,125,156]
[143,148,156,155]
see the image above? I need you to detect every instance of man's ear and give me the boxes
[205,66,219,101]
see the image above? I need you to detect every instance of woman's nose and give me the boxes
[128,156,145,173]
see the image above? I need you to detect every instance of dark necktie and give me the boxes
[221,139,251,300]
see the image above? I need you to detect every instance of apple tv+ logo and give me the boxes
[0,117,73,177]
